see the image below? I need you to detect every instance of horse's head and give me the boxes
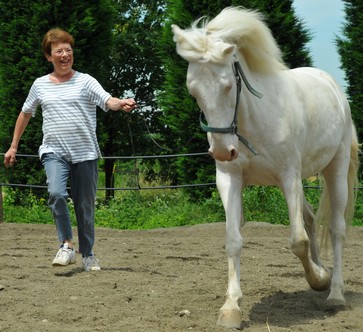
[172,24,239,162]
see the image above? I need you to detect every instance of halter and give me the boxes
[199,59,262,155]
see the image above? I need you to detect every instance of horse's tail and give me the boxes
[345,125,360,224]
[318,124,360,250]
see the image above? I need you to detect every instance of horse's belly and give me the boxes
[241,146,338,186]
[301,146,341,179]
[242,160,281,186]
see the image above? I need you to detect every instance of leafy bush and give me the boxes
[2,187,225,229]
[2,183,362,228]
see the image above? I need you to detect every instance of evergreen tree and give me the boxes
[250,0,312,67]
[0,0,169,201]
[97,0,167,198]
[159,0,313,201]
[336,0,363,142]
[0,0,115,200]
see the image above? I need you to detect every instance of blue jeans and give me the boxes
[41,153,98,257]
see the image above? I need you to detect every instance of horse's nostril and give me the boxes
[230,148,238,160]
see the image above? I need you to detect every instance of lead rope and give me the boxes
[126,115,140,189]
[140,112,172,152]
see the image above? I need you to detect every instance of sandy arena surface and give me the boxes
[0,221,362,331]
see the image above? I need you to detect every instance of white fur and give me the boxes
[172,6,360,329]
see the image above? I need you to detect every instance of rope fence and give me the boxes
[1,152,362,223]
[0,152,215,222]
[0,152,215,191]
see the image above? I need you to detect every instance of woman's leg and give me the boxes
[42,153,73,243]
[70,159,98,257]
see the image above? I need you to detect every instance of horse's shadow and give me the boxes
[241,289,363,329]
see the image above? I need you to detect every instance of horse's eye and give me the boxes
[224,83,232,94]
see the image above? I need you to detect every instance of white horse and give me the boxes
[172,7,360,329]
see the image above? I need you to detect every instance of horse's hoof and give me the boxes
[327,298,346,306]
[307,266,331,291]
[327,291,346,306]
[217,310,242,329]
[310,277,331,291]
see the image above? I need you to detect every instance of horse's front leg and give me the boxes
[215,166,243,329]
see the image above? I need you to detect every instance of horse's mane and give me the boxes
[175,7,287,73]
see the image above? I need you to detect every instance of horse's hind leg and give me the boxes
[321,155,350,305]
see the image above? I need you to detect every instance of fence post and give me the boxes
[0,185,3,223]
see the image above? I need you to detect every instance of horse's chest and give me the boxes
[242,158,281,186]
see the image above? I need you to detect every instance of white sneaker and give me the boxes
[52,243,76,266]
[82,256,101,272]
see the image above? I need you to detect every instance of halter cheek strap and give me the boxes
[234,60,263,99]
[199,60,262,156]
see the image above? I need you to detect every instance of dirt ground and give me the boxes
[0,221,362,332]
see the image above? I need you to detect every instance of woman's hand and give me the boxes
[4,147,17,168]
[107,97,137,112]
[121,98,137,112]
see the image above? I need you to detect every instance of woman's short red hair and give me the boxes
[42,28,74,56]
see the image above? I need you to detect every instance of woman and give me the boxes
[4,28,137,272]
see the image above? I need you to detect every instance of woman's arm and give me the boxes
[4,112,32,167]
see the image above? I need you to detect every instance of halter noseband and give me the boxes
[199,60,262,156]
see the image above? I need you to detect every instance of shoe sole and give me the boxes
[84,266,101,272]
[52,260,76,267]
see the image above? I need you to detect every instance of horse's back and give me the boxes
[284,67,352,176]
[238,66,353,183]
[289,67,350,121]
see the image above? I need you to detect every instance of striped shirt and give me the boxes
[22,72,111,163]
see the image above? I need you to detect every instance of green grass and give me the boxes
[2,187,226,229]
[94,190,225,229]
[2,179,363,228]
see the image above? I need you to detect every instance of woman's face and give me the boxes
[47,42,74,74]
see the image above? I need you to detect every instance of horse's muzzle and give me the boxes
[208,145,238,161]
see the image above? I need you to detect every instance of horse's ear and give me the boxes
[171,24,185,43]
[222,44,236,56]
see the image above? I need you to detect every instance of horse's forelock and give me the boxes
[175,24,233,64]
[175,27,207,62]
